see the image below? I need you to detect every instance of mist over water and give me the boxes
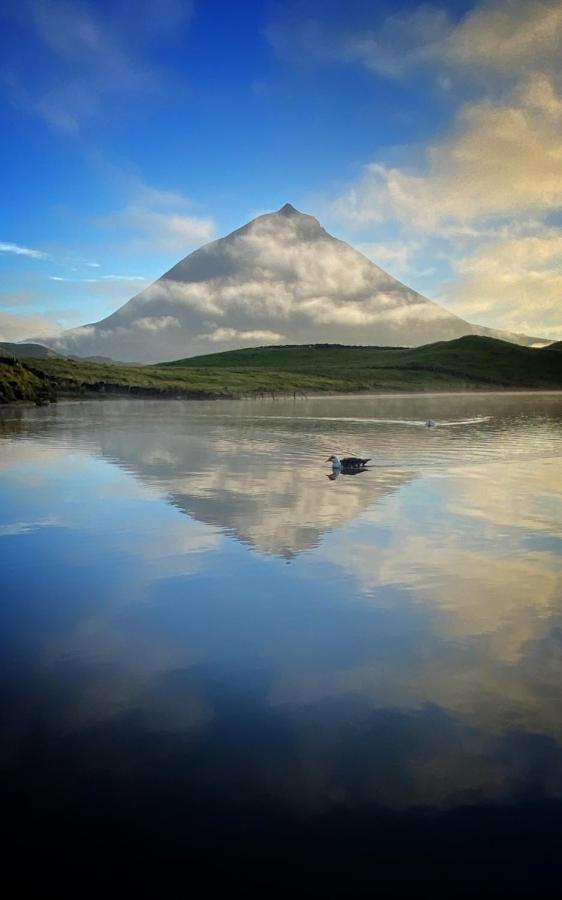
[1,392,562,888]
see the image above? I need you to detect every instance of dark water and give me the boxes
[2,393,562,890]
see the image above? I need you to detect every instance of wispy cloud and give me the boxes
[1,0,194,132]
[100,183,216,253]
[0,289,40,308]
[201,327,286,343]
[50,275,146,283]
[268,0,562,82]
[0,241,47,259]
[107,207,216,251]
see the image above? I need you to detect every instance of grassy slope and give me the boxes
[0,359,57,404]
[2,337,561,405]
[164,336,562,389]
[0,341,62,359]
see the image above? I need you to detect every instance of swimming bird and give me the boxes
[326,455,371,470]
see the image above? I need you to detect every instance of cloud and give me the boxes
[108,207,216,252]
[0,311,65,342]
[100,184,216,254]
[1,0,194,132]
[201,327,285,343]
[268,0,562,81]
[50,275,146,283]
[333,73,562,231]
[356,240,425,278]
[445,0,562,76]
[135,315,180,331]
[145,213,434,331]
[443,229,562,339]
[0,241,47,259]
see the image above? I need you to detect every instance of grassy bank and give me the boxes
[0,359,57,405]
[1,336,561,406]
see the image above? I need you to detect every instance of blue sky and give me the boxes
[1,0,561,342]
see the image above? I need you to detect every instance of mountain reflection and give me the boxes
[89,410,414,557]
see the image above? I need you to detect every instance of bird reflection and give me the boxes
[328,467,369,480]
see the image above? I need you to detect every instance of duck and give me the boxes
[326,455,371,470]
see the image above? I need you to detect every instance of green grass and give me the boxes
[2,336,561,406]
[165,336,562,385]
[0,359,57,404]
[0,341,62,360]
[163,336,562,389]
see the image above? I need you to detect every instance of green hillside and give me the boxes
[0,358,57,404]
[0,341,62,360]
[1,336,561,405]
[164,336,562,388]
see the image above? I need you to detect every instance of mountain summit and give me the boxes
[50,204,537,362]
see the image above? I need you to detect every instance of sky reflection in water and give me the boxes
[1,393,562,882]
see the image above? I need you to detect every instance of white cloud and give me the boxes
[100,184,216,254]
[0,241,47,259]
[135,315,180,331]
[50,274,146,283]
[333,73,562,231]
[201,327,285,343]
[443,229,562,339]
[100,274,146,281]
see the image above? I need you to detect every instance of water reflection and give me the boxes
[1,394,562,883]
[328,466,369,480]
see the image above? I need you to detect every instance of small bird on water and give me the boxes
[326,455,371,470]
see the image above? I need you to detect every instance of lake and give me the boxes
[2,392,562,890]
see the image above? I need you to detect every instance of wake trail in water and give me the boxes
[218,415,492,427]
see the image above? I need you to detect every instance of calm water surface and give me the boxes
[2,393,562,888]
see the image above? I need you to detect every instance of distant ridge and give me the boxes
[45,203,547,363]
[0,341,62,360]
[161,335,562,388]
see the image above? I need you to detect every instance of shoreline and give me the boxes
[2,386,562,412]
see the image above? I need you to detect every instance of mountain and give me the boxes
[47,203,543,363]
